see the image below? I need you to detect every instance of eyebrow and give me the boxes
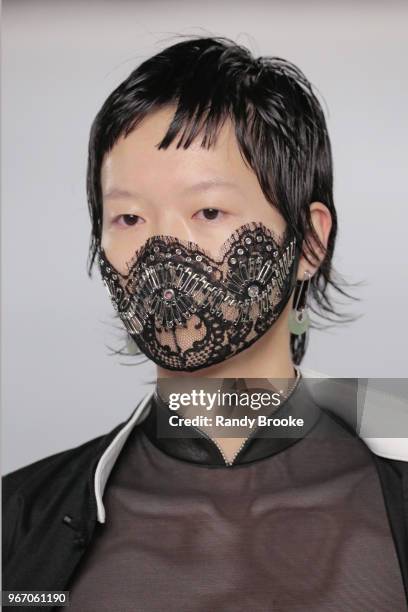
[182,178,239,194]
[103,178,239,200]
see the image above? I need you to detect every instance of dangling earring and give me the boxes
[289,270,312,365]
[126,333,140,356]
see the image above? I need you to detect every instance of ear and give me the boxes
[297,202,333,281]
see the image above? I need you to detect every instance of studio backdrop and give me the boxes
[2,0,407,473]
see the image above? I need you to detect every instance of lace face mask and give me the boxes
[97,221,301,371]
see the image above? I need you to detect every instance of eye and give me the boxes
[113,214,144,227]
[194,208,225,221]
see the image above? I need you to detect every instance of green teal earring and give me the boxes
[126,334,140,356]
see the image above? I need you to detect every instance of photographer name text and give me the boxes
[168,415,304,428]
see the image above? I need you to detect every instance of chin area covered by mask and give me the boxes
[97,220,301,372]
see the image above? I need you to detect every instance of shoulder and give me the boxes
[2,432,115,548]
[2,433,105,498]
[300,368,408,463]
[1,394,153,568]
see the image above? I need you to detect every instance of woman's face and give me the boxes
[101,105,287,275]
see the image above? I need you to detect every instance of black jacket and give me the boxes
[3,394,408,611]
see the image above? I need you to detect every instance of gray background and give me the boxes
[2,0,407,474]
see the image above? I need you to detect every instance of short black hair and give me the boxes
[86,34,361,365]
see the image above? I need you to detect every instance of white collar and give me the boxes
[94,370,408,524]
[94,388,155,523]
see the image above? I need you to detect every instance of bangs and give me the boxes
[157,104,230,151]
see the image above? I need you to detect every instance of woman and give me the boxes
[3,36,407,611]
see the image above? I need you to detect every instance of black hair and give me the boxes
[86,34,362,366]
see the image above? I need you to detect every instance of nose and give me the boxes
[151,212,195,245]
